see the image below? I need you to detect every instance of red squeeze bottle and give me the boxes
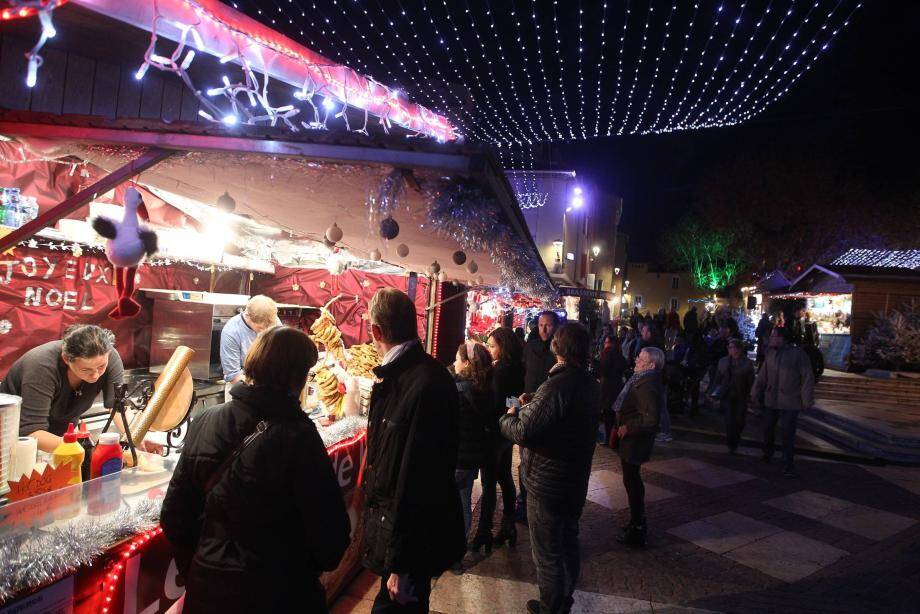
[91,432,123,478]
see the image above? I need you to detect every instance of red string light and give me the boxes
[99,526,164,614]
[0,0,67,21]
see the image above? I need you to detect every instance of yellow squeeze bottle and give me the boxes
[52,423,85,486]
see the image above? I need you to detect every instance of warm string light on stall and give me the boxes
[0,149,91,178]
[100,527,164,614]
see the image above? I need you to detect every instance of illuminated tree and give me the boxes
[662,217,746,291]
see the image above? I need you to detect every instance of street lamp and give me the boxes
[614,267,620,275]
[592,245,600,258]
[552,239,563,274]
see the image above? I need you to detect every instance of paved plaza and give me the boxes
[335,439,920,613]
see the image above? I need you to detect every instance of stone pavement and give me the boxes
[334,439,920,614]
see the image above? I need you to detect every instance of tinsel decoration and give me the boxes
[452,251,467,266]
[424,179,556,303]
[318,415,368,448]
[376,168,408,217]
[0,498,162,603]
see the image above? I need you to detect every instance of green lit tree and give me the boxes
[662,216,746,290]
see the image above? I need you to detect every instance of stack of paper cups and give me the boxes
[0,393,23,496]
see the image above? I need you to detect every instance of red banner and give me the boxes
[253,265,429,346]
[0,246,243,378]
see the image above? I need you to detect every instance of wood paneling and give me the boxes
[0,36,34,111]
[62,54,95,115]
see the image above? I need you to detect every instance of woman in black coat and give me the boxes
[612,346,665,548]
[471,327,524,552]
[161,327,350,613]
[452,340,493,537]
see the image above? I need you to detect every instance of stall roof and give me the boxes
[754,269,792,294]
[0,112,552,296]
[788,263,920,296]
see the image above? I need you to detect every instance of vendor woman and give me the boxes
[1,324,158,453]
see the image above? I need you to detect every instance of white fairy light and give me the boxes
[617,1,656,135]
[628,1,678,134]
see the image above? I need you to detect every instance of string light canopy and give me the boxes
[229,0,862,145]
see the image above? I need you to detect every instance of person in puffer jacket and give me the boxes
[161,327,350,614]
[500,322,600,614]
[612,346,665,548]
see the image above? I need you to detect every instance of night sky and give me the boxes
[556,1,919,261]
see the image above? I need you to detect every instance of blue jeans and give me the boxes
[762,408,799,470]
[455,469,477,537]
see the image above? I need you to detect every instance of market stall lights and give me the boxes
[571,195,584,208]
[222,114,239,126]
[573,186,583,195]
[592,245,601,257]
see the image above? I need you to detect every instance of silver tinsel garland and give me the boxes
[0,498,162,604]
[424,178,558,303]
[318,415,368,448]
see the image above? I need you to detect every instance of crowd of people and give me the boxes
[157,289,820,614]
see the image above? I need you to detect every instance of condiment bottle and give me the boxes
[91,432,123,478]
[51,423,85,486]
[76,421,95,481]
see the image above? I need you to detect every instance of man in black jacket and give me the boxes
[518,310,560,523]
[363,288,465,613]
[524,311,559,393]
[501,322,600,614]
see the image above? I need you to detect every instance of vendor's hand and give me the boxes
[142,439,164,455]
[386,573,418,606]
[506,406,518,416]
[617,425,629,439]
[519,393,534,405]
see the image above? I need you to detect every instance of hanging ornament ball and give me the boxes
[428,260,441,276]
[193,277,200,285]
[216,191,236,213]
[369,248,382,261]
[379,216,400,240]
[476,275,484,286]
[437,271,447,283]
[451,250,467,266]
[396,243,409,258]
[325,222,344,244]
[467,260,479,274]
[323,237,336,249]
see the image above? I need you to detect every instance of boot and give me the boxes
[617,520,647,548]
[493,520,517,547]
[469,530,493,554]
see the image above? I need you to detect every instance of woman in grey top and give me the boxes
[1,325,156,453]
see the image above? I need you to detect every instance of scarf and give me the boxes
[612,368,657,413]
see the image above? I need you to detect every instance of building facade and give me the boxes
[622,262,711,317]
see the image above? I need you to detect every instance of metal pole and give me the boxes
[0,148,174,253]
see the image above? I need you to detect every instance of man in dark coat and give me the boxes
[524,311,559,393]
[500,322,600,614]
[363,288,465,613]
[713,339,756,453]
[519,310,560,523]
[683,305,699,338]
[752,326,815,478]
[755,312,773,367]
[613,347,665,548]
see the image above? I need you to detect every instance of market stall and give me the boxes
[0,0,553,610]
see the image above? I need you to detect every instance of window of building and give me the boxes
[594,278,603,291]
[635,295,644,308]
[670,297,680,311]
[672,276,680,289]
